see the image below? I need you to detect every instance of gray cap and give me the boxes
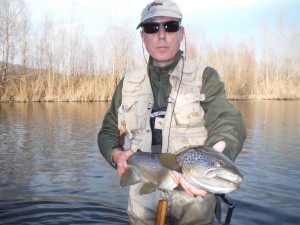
[136,0,182,29]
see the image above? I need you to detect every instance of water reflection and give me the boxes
[0,101,300,224]
[0,102,129,224]
[230,100,300,225]
[1,199,127,224]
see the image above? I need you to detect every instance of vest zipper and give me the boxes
[158,70,163,109]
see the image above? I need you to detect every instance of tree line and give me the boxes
[1,0,299,102]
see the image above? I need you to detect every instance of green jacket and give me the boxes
[98,54,246,168]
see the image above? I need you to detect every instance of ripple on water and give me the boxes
[0,199,129,225]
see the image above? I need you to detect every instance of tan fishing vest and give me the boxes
[118,59,208,154]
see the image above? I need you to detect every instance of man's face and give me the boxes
[141,17,184,67]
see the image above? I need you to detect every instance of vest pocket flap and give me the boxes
[118,101,150,132]
[182,60,197,74]
[180,61,198,83]
[118,100,149,116]
[123,72,147,93]
[175,91,205,106]
[173,90,205,126]
[123,81,143,93]
[170,61,196,82]
[118,100,135,114]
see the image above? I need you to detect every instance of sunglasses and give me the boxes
[142,21,180,34]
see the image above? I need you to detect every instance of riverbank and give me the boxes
[0,73,299,102]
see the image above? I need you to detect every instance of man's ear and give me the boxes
[140,30,144,41]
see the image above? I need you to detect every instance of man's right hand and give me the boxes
[112,149,134,177]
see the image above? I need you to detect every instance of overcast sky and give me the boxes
[24,0,300,44]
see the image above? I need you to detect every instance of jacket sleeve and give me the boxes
[201,67,246,161]
[97,79,124,168]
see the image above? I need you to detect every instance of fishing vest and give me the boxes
[118,59,208,154]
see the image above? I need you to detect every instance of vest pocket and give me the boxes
[169,126,208,154]
[173,90,205,127]
[136,101,150,129]
[118,101,150,132]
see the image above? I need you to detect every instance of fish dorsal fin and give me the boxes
[156,153,181,172]
[120,167,141,187]
[140,182,158,195]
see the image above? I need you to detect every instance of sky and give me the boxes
[24,0,300,46]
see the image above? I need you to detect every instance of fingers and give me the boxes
[183,183,208,197]
[116,150,134,177]
[171,171,181,184]
[180,177,208,197]
[171,171,208,197]
[212,140,226,153]
[117,163,126,177]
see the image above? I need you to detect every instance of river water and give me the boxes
[0,101,299,225]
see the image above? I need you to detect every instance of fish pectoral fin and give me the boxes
[139,182,158,195]
[120,168,141,187]
[156,153,181,172]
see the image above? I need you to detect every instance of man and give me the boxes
[98,0,246,224]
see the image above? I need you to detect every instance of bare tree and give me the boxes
[0,0,26,82]
[105,26,134,87]
[19,2,30,75]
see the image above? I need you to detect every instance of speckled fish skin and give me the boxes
[120,151,178,195]
[175,146,243,194]
[120,146,243,195]
[130,152,165,174]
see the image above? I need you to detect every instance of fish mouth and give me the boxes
[182,167,243,194]
[183,173,240,194]
[203,168,243,184]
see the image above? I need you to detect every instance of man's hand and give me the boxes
[212,140,226,153]
[112,149,134,177]
[171,141,226,197]
[171,171,208,197]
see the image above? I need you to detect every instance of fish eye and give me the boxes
[213,160,223,167]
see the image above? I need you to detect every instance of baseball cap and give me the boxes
[136,0,182,29]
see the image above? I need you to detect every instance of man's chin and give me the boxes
[152,55,175,66]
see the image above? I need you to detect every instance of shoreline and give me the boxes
[1,98,300,103]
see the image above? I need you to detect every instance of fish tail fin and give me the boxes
[120,167,141,187]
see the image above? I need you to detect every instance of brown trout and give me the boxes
[120,146,243,195]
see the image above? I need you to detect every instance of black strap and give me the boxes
[218,194,236,225]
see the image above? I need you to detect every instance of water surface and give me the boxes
[0,101,299,224]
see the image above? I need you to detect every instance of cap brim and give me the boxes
[136,11,182,29]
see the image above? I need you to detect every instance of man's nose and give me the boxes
[158,25,166,38]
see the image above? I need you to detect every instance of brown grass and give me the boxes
[0,72,117,102]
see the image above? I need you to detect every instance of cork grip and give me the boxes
[155,199,168,225]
